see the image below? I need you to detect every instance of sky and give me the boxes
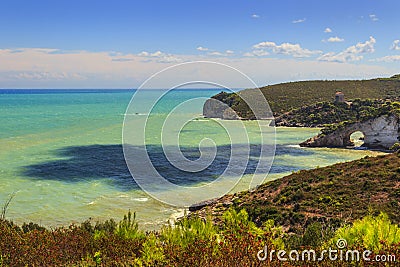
[0,0,399,88]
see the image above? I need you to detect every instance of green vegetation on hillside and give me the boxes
[212,76,400,118]
[275,99,400,128]
[193,152,400,238]
[212,91,256,119]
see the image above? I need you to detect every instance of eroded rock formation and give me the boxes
[203,98,240,120]
[300,114,400,149]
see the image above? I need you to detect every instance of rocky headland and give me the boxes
[300,114,400,149]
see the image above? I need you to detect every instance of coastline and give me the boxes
[186,150,399,231]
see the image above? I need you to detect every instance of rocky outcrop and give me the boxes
[203,98,240,120]
[300,114,400,149]
[188,198,218,212]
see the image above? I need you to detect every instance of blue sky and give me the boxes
[1,0,399,88]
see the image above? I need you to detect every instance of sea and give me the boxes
[0,89,380,230]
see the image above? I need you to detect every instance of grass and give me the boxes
[0,193,15,220]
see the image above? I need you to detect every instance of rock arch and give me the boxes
[349,131,365,147]
[300,114,400,150]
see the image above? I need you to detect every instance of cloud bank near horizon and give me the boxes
[0,42,396,89]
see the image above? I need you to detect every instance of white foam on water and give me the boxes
[132,197,149,202]
[286,144,301,148]
[192,119,209,122]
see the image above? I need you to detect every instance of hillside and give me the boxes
[208,74,400,118]
[190,152,400,235]
[275,99,400,127]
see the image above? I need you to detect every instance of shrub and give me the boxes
[302,222,323,247]
[115,210,144,240]
[161,214,218,248]
[330,213,400,251]
[135,232,165,266]
[21,222,46,233]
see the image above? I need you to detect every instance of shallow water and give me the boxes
[0,89,380,229]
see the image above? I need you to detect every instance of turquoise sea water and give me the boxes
[0,89,381,229]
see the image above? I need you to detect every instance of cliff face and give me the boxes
[203,92,273,120]
[202,98,240,120]
[300,114,400,149]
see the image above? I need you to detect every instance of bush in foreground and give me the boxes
[0,209,399,266]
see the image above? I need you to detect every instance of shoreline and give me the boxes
[2,141,386,230]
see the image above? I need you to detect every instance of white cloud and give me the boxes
[205,50,235,57]
[0,48,190,87]
[150,51,163,57]
[243,50,270,57]
[251,14,260,18]
[138,51,149,56]
[197,47,234,56]
[137,50,182,63]
[157,55,182,63]
[318,52,359,62]
[324,27,332,33]
[369,14,379,22]
[372,55,400,62]
[11,71,76,81]
[292,18,306,24]
[318,36,376,62]
[323,36,344,43]
[227,57,391,86]
[196,46,209,51]
[351,37,376,53]
[208,51,224,56]
[391,40,400,50]
[0,46,393,89]
[252,41,321,58]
